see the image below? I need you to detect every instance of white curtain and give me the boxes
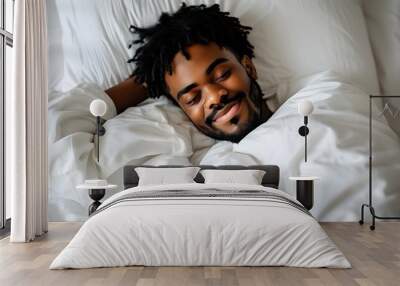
[6,0,48,242]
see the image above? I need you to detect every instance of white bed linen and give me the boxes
[48,84,214,221]
[47,0,379,98]
[49,71,400,222]
[200,71,400,221]
[363,0,400,138]
[200,169,265,185]
[47,0,387,221]
[135,167,200,186]
[363,0,400,95]
[50,183,350,269]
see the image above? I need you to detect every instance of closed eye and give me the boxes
[186,93,201,106]
[217,70,231,81]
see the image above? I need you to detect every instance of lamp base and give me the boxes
[88,188,105,215]
[296,180,314,210]
[298,126,309,136]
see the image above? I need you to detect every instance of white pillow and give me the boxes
[363,0,400,137]
[135,167,200,186]
[200,169,265,185]
[48,0,379,103]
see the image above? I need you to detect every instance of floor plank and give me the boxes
[0,222,399,286]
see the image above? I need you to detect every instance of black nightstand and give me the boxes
[289,176,319,210]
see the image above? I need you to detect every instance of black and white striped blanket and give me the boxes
[92,189,312,217]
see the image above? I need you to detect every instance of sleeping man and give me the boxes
[105,3,274,143]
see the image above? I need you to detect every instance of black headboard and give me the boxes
[123,165,280,189]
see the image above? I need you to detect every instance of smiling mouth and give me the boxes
[213,99,242,124]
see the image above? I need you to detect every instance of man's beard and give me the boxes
[199,78,265,143]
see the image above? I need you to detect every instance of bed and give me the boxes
[50,165,351,269]
[47,0,400,223]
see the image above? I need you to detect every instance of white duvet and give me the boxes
[200,72,400,221]
[50,183,351,269]
[48,71,400,221]
[48,85,215,220]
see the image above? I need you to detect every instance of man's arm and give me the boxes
[105,77,148,114]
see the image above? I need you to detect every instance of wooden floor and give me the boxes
[0,222,399,286]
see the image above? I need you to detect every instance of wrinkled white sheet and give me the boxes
[50,183,351,269]
[200,71,400,221]
[48,84,214,221]
[49,71,400,222]
[47,0,379,96]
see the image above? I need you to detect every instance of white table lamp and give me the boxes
[90,99,107,162]
[90,99,107,117]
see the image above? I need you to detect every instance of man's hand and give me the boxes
[105,77,148,114]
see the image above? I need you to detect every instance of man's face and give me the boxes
[165,43,262,142]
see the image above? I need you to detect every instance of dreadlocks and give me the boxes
[128,3,255,99]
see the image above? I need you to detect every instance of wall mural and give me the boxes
[47,0,400,223]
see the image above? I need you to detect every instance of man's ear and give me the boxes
[241,55,258,80]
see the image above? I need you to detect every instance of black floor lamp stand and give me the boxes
[359,95,400,230]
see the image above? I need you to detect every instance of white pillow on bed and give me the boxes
[135,167,200,186]
[200,169,265,185]
[363,0,400,137]
[363,0,400,95]
[48,0,379,103]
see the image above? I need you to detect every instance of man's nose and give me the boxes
[204,84,228,110]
